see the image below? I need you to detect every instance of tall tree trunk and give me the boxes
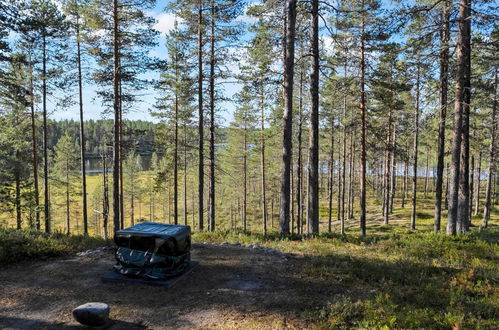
[456,0,472,233]
[260,87,268,235]
[184,123,188,225]
[349,137,356,220]
[208,0,216,231]
[424,147,430,199]
[384,110,392,225]
[29,59,40,230]
[297,71,303,235]
[130,169,134,226]
[15,150,21,229]
[341,90,347,234]
[119,81,124,229]
[434,0,450,232]
[447,0,471,235]
[197,0,204,231]
[402,144,408,208]
[329,133,335,233]
[410,68,420,230]
[389,129,396,214]
[307,0,322,234]
[469,154,474,221]
[243,125,247,232]
[445,162,450,210]
[482,70,497,228]
[42,33,50,233]
[174,93,179,225]
[75,11,88,235]
[112,0,121,233]
[359,3,367,236]
[66,159,70,234]
[279,0,296,235]
[474,151,481,215]
[102,150,109,239]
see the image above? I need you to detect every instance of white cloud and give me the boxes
[152,13,181,35]
[235,3,258,25]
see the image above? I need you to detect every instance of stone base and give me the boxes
[101,261,199,288]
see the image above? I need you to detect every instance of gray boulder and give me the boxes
[73,302,110,327]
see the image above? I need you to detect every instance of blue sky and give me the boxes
[52,0,258,125]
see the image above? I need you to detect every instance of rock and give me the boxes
[221,242,229,246]
[246,244,254,249]
[73,302,110,327]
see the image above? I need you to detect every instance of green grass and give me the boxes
[192,217,499,329]
[0,227,111,263]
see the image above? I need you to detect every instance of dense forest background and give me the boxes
[0,0,497,237]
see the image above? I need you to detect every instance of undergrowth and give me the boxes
[0,228,110,264]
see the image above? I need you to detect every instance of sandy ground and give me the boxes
[0,244,307,329]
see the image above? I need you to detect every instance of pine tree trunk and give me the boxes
[389,129,396,214]
[208,0,216,232]
[359,5,367,236]
[482,70,497,228]
[29,59,40,230]
[197,0,204,232]
[384,110,392,225]
[329,133,335,233]
[402,146,408,208]
[260,88,268,235]
[434,1,449,231]
[447,0,471,235]
[341,96,347,233]
[297,71,303,235]
[474,151,481,215]
[350,137,356,220]
[243,126,247,232]
[424,148,430,199]
[102,151,109,239]
[184,123,188,225]
[112,0,121,233]
[469,154,474,221]
[15,150,21,229]
[75,12,88,235]
[174,93,179,225]
[410,68,420,230]
[456,0,472,233]
[279,0,296,235]
[119,81,124,229]
[42,33,50,233]
[66,160,70,234]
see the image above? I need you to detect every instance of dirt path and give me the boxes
[0,244,306,329]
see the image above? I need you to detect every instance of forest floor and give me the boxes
[0,213,498,329]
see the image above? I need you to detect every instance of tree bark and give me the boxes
[260,87,268,235]
[410,68,420,230]
[307,0,322,234]
[279,0,296,235]
[434,0,450,232]
[29,58,40,230]
[447,0,471,235]
[208,0,216,231]
[42,33,50,233]
[297,70,303,235]
[483,70,497,228]
[112,0,121,233]
[75,11,88,235]
[456,0,472,233]
[359,3,367,236]
[184,123,188,225]
[474,151,481,215]
[197,0,204,231]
